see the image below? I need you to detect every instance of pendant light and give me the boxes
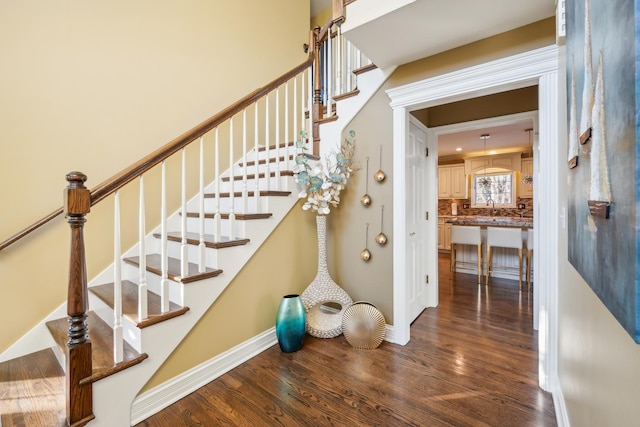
[522,128,534,185]
[478,134,491,189]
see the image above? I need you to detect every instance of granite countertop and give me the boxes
[443,216,533,228]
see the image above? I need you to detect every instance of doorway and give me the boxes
[387,45,560,392]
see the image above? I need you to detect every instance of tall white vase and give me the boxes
[300,215,353,338]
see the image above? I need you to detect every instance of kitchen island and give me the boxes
[442,216,533,283]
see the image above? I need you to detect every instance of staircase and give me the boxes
[0,5,391,425]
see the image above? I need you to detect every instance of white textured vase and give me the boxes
[300,215,353,338]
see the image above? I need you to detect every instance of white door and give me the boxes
[407,121,428,323]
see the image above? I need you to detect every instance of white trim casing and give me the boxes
[386,45,560,395]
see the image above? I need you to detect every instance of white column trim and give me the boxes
[391,106,410,345]
[386,45,560,393]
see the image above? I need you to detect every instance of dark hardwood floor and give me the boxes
[136,253,556,426]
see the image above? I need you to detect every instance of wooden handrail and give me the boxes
[0,54,314,252]
[0,207,64,251]
[90,56,314,205]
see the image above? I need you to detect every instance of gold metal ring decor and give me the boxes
[341,301,386,349]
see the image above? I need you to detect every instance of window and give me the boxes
[471,172,515,207]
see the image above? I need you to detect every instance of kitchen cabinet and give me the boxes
[438,221,445,250]
[519,158,534,198]
[438,218,452,250]
[444,223,451,250]
[464,153,522,175]
[438,165,467,199]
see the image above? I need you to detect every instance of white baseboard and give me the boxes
[552,378,570,427]
[131,323,399,425]
[130,328,277,425]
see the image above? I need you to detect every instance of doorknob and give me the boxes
[409,232,415,236]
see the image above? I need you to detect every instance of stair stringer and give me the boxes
[317,64,397,157]
[0,148,301,364]
[88,180,302,427]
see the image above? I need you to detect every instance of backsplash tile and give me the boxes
[438,198,533,217]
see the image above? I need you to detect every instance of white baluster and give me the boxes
[275,87,281,190]
[285,80,290,182]
[160,161,169,312]
[327,30,333,117]
[180,148,188,278]
[296,67,313,139]
[265,94,271,192]
[113,190,123,364]
[346,41,358,92]
[241,109,248,214]
[214,128,222,242]
[198,137,206,273]
[337,26,343,96]
[228,117,236,239]
[138,175,148,321]
[253,104,261,212]
[293,75,298,165]
[307,67,313,139]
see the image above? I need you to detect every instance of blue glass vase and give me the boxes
[276,294,306,352]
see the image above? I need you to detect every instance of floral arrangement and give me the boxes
[293,130,356,215]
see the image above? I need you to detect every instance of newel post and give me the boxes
[63,172,95,426]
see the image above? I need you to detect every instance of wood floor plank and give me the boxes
[136,254,556,426]
[0,348,66,427]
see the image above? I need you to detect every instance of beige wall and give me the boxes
[143,205,317,390]
[331,18,556,322]
[555,46,640,425]
[560,265,640,425]
[0,0,310,352]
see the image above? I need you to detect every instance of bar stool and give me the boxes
[526,228,534,291]
[450,225,483,284]
[485,227,524,288]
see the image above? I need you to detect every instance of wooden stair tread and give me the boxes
[240,154,320,166]
[353,63,377,75]
[333,88,360,102]
[257,141,298,152]
[184,212,273,220]
[317,114,338,124]
[305,103,336,118]
[221,170,294,181]
[239,155,290,166]
[90,281,190,328]
[153,231,250,249]
[46,312,148,384]
[204,190,291,198]
[0,348,66,426]
[123,254,222,284]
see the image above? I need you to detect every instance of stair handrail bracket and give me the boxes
[63,171,95,427]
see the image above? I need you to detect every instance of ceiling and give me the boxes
[339,0,556,69]
[436,120,535,161]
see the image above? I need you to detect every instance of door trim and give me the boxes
[386,45,559,393]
